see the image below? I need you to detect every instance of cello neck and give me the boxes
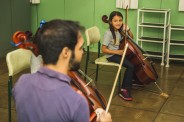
[121,31,144,53]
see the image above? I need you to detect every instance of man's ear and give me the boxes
[61,47,71,58]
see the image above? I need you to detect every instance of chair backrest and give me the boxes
[6,48,32,76]
[85,26,101,46]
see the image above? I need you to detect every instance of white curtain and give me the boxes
[116,0,138,9]
[129,0,138,9]
[179,0,184,11]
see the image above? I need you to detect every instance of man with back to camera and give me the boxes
[12,19,112,122]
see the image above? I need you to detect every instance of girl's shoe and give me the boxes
[119,89,133,101]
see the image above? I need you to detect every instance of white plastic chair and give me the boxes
[85,26,121,83]
[6,48,32,122]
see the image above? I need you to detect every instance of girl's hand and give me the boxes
[122,24,134,39]
[122,24,130,31]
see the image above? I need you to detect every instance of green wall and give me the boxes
[0,0,31,58]
[31,0,184,53]
[0,0,12,58]
[1,1,183,58]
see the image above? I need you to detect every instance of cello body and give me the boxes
[120,35,158,84]
[68,71,107,122]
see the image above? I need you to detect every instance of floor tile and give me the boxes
[112,89,166,112]
[161,95,184,116]
[0,108,17,122]
[155,113,184,122]
[109,104,157,122]
[172,81,184,97]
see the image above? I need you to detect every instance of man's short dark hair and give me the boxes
[35,19,85,64]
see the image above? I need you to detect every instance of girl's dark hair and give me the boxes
[35,19,84,64]
[108,11,123,44]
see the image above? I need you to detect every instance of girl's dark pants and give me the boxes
[107,54,134,89]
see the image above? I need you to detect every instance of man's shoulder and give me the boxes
[12,73,35,97]
[17,73,32,84]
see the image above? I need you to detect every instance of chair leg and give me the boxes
[95,64,99,83]
[96,42,101,83]
[85,47,89,76]
[8,76,12,122]
[85,59,88,76]
[112,71,122,98]
[111,70,122,98]
[118,70,122,92]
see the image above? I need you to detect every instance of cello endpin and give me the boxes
[154,82,169,99]
[160,93,169,99]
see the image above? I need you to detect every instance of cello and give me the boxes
[68,71,107,121]
[12,31,39,56]
[102,9,158,85]
[12,30,107,122]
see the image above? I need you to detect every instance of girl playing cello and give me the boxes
[102,11,144,101]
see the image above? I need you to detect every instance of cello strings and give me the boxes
[78,69,93,87]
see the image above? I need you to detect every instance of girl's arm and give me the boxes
[102,45,123,55]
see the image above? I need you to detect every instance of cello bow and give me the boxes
[105,43,129,113]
